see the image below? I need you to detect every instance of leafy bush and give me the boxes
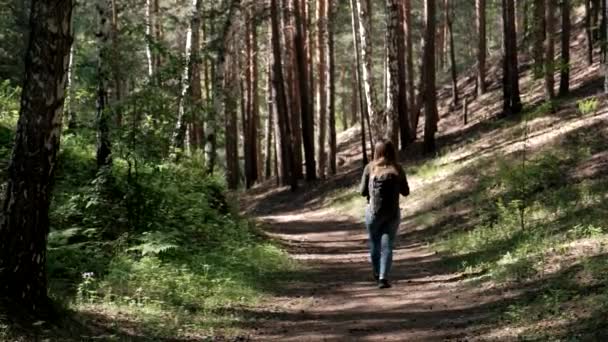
[577,97,599,116]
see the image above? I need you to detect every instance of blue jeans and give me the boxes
[365,207,400,280]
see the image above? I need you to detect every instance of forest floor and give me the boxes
[238,24,608,341]
[241,201,500,341]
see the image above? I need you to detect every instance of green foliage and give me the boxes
[577,97,599,116]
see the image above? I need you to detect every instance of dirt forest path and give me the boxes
[245,205,501,341]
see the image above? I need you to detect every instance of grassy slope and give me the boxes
[321,19,608,341]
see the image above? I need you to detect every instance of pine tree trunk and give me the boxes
[244,8,259,188]
[271,0,297,190]
[206,0,241,175]
[96,0,112,168]
[508,0,522,112]
[544,0,555,100]
[398,0,411,150]
[316,0,328,179]
[295,0,317,180]
[225,50,239,190]
[386,0,400,146]
[447,0,458,106]
[476,0,487,95]
[423,0,438,154]
[355,0,381,139]
[533,0,545,76]
[559,0,570,96]
[0,0,73,311]
[191,0,204,149]
[586,0,594,65]
[265,59,274,179]
[605,0,608,92]
[403,0,419,141]
[328,0,337,175]
[153,0,162,73]
[283,0,303,180]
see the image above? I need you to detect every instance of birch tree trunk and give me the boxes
[173,0,201,155]
[145,0,154,77]
[0,0,73,311]
[350,0,369,165]
[355,0,381,139]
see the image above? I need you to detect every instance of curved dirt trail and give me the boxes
[247,207,497,342]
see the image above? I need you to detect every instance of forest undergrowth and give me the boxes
[0,82,294,341]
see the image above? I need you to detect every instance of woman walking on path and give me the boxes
[359,140,410,289]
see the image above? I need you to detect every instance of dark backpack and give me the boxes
[368,168,400,216]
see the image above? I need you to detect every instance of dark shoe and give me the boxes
[373,272,379,282]
[378,279,391,289]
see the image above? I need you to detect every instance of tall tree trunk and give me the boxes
[386,0,400,146]
[295,0,317,180]
[96,0,112,168]
[447,0,458,106]
[559,0,570,96]
[508,0,521,114]
[356,0,381,139]
[282,0,303,180]
[316,0,328,178]
[502,0,522,116]
[533,0,545,77]
[423,0,438,154]
[605,0,608,92]
[403,0,419,137]
[544,0,555,100]
[0,0,73,311]
[271,0,297,190]
[206,0,241,175]
[110,0,124,127]
[153,0,162,73]
[350,0,370,165]
[398,0,411,150]
[586,0,594,65]
[476,0,487,95]
[173,0,202,156]
[65,43,77,129]
[244,8,259,188]
[225,48,239,190]
[328,0,337,175]
[265,58,274,179]
[145,0,154,77]
[191,0,204,149]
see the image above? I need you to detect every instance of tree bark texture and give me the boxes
[386,0,400,146]
[559,0,570,96]
[0,0,73,311]
[328,0,337,175]
[316,0,328,178]
[544,0,555,100]
[476,0,486,95]
[447,0,458,106]
[96,0,112,168]
[423,0,438,154]
[349,0,369,166]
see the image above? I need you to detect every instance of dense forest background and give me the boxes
[0,0,607,340]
